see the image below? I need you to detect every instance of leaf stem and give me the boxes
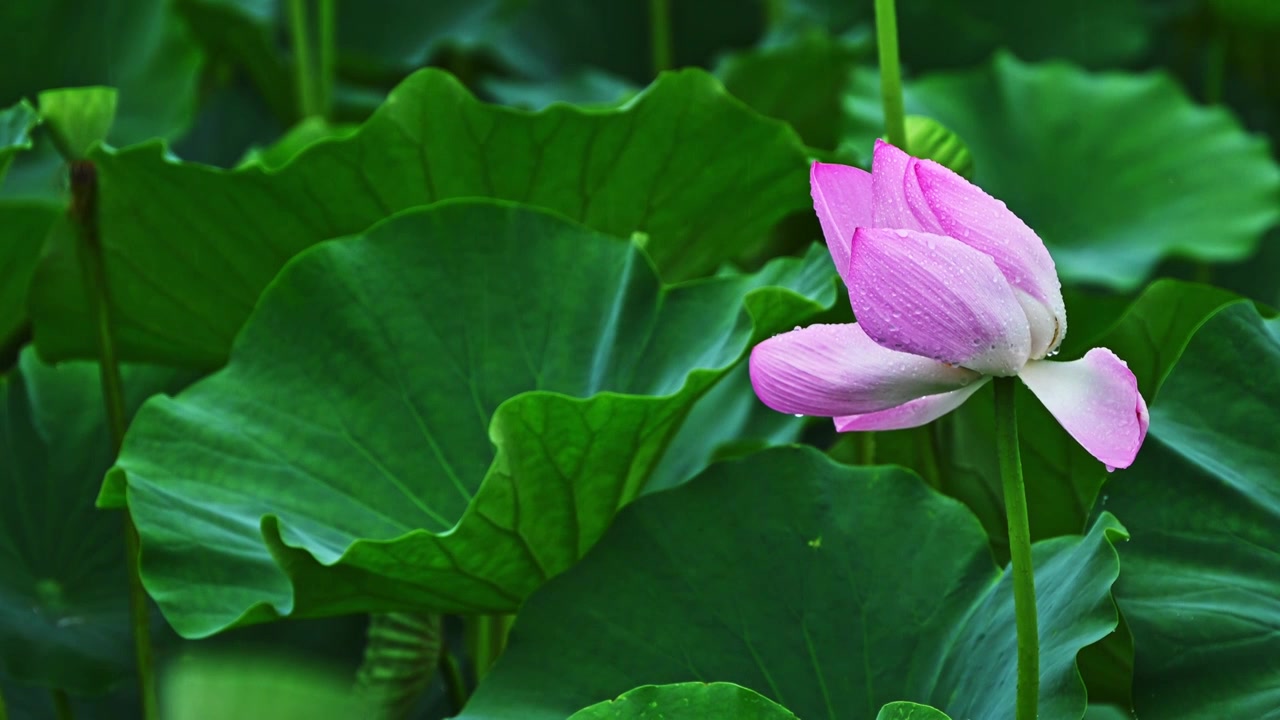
[467,614,514,682]
[51,690,73,720]
[438,646,468,714]
[649,0,673,75]
[763,0,786,30]
[993,376,1039,720]
[856,432,876,466]
[288,0,320,118]
[318,0,336,118]
[69,160,156,720]
[874,0,907,148]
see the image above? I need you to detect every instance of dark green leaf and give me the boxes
[717,30,868,149]
[103,201,836,638]
[845,52,1280,290]
[0,202,59,348]
[1105,302,1280,718]
[31,68,810,367]
[788,0,1148,70]
[0,0,203,143]
[0,349,194,693]
[461,446,1126,720]
[645,362,806,494]
[567,683,799,720]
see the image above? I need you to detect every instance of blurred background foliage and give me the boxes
[1,1,1278,719]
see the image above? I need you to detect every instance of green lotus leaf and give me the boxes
[30,68,810,368]
[103,200,836,638]
[460,446,1126,720]
[1104,301,1280,718]
[0,348,194,693]
[567,683,799,720]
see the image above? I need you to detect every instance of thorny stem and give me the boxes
[874,0,908,148]
[70,161,157,720]
[994,376,1040,720]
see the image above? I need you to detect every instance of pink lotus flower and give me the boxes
[750,140,1149,470]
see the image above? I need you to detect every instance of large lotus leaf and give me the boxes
[1102,301,1280,718]
[460,447,1126,720]
[29,68,810,368]
[844,52,1280,291]
[788,0,1147,70]
[644,361,806,494]
[0,348,194,694]
[0,0,202,143]
[101,201,836,638]
[567,683,799,720]
[942,280,1241,559]
[716,30,867,150]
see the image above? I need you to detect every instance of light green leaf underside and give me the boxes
[1105,302,1280,718]
[460,446,1125,720]
[566,683,800,719]
[105,201,836,638]
[31,67,810,368]
[845,52,1280,290]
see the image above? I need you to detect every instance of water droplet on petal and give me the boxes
[1105,465,1116,473]
[926,237,936,250]
[894,229,910,238]
[794,414,804,418]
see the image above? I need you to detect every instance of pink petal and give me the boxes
[870,139,941,233]
[835,377,990,431]
[1018,348,1150,470]
[749,322,983,418]
[847,227,1032,376]
[810,161,873,285]
[913,158,1067,358]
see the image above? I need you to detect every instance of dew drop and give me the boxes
[794,414,804,418]
[926,237,936,250]
[1105,465,1116,473]
[894,228,910,238]
[794,325,802,331]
